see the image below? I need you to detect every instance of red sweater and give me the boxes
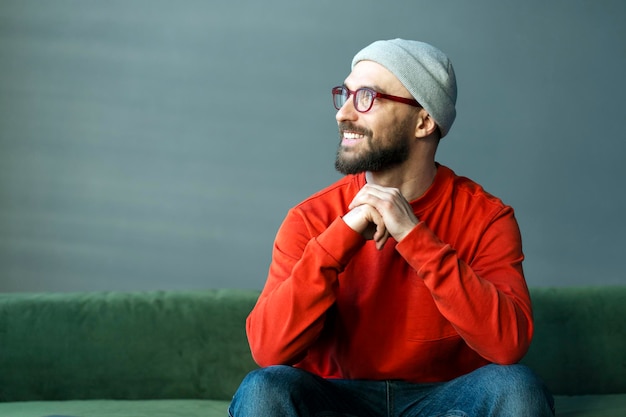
[247,164,533,383]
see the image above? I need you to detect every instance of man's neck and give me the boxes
[365,162,438,202]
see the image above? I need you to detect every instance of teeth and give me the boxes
[343,132,364,139]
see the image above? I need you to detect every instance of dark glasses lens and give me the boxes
[332,86,377,112]
[354,89,374,112]
[332,86,348,110]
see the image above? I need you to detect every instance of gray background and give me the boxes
[1,0,624,292]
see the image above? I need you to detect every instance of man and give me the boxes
[229,39,554,416]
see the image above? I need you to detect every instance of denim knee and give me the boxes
[230,366,293,409]
[229,366,317,417]
[469,364,554,416]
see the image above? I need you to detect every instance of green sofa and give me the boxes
[0,287,624,417]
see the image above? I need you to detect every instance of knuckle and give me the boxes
[380,199,394,211]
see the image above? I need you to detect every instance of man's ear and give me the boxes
[415,109,438,138]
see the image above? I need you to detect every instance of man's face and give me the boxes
[335,61,418,175]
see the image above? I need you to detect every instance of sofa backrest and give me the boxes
[2,286,624,401]
[0,289,259,402]
[522,286,626,395]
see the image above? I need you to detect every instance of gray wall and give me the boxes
[1,0,624,292]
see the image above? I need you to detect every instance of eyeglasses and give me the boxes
[332,85,421,113]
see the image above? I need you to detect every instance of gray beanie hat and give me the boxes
[352,39,457,138]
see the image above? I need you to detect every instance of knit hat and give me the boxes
[352,39,457,138]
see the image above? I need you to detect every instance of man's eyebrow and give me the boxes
[343,82,388,93]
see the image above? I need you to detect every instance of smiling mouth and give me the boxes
[343,132,365,140]
[340,131,367,146]
[338,122,370,146]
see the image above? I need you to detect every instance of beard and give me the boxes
[334,121,412,175]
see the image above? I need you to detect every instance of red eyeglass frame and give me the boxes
[332,85,421,112]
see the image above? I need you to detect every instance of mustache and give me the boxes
[338,122,372,137]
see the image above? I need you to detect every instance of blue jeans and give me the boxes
[228,364,554,416]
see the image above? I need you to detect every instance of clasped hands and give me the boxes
[342,184,419,250]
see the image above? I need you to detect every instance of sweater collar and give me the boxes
[353,163,452,210]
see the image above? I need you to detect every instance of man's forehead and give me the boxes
[345,60,409,95]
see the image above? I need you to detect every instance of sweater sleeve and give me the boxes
[246,209,365,367]
[395,206,533,365]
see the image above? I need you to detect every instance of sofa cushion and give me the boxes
[554,394,626,416]
[0,399,229,417]
[1,396,626,417]
[0,290,259,402]
[522,286,626,395]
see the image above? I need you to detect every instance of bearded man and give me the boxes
[229,39,554,417]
